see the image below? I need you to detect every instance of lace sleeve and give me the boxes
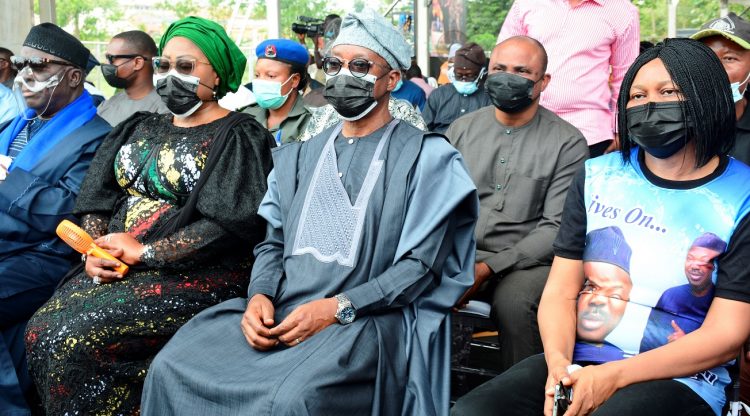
[140,115,273,270]
[81,213,109,240]
[139,218,239,269]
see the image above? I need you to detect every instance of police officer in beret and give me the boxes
[243,38,312,145]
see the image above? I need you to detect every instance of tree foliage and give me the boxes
[157,0,200,19]
[465,0,512,51]
[156,0,235,24]
[55,0,121,41]
[637,0,749,42]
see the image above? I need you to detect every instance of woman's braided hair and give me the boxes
[618,37,736,167]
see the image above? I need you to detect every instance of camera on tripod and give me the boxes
[292,16,324,38]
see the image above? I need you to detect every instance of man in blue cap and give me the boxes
[243,38,312,144]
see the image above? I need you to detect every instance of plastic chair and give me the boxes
[451,300,501,401]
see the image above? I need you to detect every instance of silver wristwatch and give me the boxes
[334,293,356,325]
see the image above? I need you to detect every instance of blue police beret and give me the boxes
[255,39,309,67]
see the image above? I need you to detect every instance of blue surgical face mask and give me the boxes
[253,75,294,110]
[452,68,485,95]
[731,71,750,103]
[393,79,403,92]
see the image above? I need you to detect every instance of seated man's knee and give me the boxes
[491,267,549,328]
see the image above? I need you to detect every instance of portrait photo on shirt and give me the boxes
[639,232,727,354]
[572,208,731,363]
[573,226,633,363]
[565,154,747,413]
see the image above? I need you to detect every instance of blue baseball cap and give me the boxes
[255,39,309,68]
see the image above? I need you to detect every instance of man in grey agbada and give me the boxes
[141,8,478,415]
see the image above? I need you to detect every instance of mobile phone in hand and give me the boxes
[552,381,572,416]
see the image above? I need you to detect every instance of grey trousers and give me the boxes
[489,265,550,372]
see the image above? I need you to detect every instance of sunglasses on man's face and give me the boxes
[322,56,391,78]
[105,54,146,65]
[152,57,210,76]
[10,56,73,72]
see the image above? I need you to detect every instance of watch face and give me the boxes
[339,306,356,324]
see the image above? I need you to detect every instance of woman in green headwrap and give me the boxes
[25,16,275,415]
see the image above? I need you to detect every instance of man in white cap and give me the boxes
[141,8,478,416]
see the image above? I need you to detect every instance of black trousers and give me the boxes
[489,266,550,372]
[451,354,714,416]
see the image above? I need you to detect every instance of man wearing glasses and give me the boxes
[141,8,478,415]
[0,22,110,413]
[423,42,491,134]
[97,30,168,127]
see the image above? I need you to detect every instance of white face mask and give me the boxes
[731,71,750,103]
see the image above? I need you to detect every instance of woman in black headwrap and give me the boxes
[25,17,275,415]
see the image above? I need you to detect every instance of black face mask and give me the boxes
[101,61,133,89]
[323,75,379,121]
[485,72,538,113]
[155,73,203,117]
[626,102,690,159]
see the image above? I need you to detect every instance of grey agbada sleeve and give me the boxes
[247,169,285,299]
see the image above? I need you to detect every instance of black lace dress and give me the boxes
[24,112,274,415]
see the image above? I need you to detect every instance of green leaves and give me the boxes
[56,0,119,41]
